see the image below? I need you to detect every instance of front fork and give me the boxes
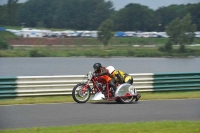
[81,83,93,94]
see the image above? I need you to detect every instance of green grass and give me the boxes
[1,45,200,57]
[0,91,199,105]
[0,31,19,40]
[0,121,199,133]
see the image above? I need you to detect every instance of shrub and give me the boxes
[0,39,9,50]
[29,48,47,57]
[158,46,166,52]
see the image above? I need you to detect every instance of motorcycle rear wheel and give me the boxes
[118,96,134,104]
[72,83,91,103]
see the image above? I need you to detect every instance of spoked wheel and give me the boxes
[118,96,134,104]
[72,83,91,103]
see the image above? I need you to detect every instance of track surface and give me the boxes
[0,99,200,129]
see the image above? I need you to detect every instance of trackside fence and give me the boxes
[0,72,200,97]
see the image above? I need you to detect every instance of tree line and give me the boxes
[0,0,200,31]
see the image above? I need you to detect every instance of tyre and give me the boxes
[72,83,91,103]
[118,96,134,104]
[115,97,121,103]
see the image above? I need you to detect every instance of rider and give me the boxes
[106,66,133,84]
[106,66,141,101]
[93,63,117,92]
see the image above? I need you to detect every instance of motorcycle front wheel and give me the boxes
[118,96,134,104]
[72,83,91,103]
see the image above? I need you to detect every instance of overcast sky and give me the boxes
[107,0,200,10]
[0,0,199,10]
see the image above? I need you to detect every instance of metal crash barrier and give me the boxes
[0,72,200,97]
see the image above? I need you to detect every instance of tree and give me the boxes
[186,3,200,31]
[112,3,156,31]
[0,5,7,25]
[89,1,114,30]
[18,0,57,28]
[97,19,113,47]
[165,13,196,52]
[53,0,113,30]
[7,0,19,25]
[155,5,187,32]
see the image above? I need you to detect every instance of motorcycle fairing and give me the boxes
[115,83,137,97]
[90,92,105,100]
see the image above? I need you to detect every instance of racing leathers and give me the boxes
[111,70,133,85]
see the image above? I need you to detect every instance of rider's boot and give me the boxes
[135,94,141,102]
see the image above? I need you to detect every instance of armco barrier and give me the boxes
[0,72,200,97]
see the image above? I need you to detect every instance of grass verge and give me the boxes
[1,45,200,57]
[0,91,200,105]
[0,121,199,133]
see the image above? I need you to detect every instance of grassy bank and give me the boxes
[1,45,200,57]
[0,91,200,105]
[1,121,199,133]
[0,31,19,40]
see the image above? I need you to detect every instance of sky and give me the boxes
[106,0,200,10]
[0,0,199,10]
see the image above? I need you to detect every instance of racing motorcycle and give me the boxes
[72,71,140,104]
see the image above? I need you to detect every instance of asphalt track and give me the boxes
[0,99,200,129]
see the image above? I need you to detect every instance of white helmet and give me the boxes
[106,66,115,74]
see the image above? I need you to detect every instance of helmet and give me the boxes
[93,63,102,72]
[106,66,115,74]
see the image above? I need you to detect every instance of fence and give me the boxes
[0,72,200,97]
